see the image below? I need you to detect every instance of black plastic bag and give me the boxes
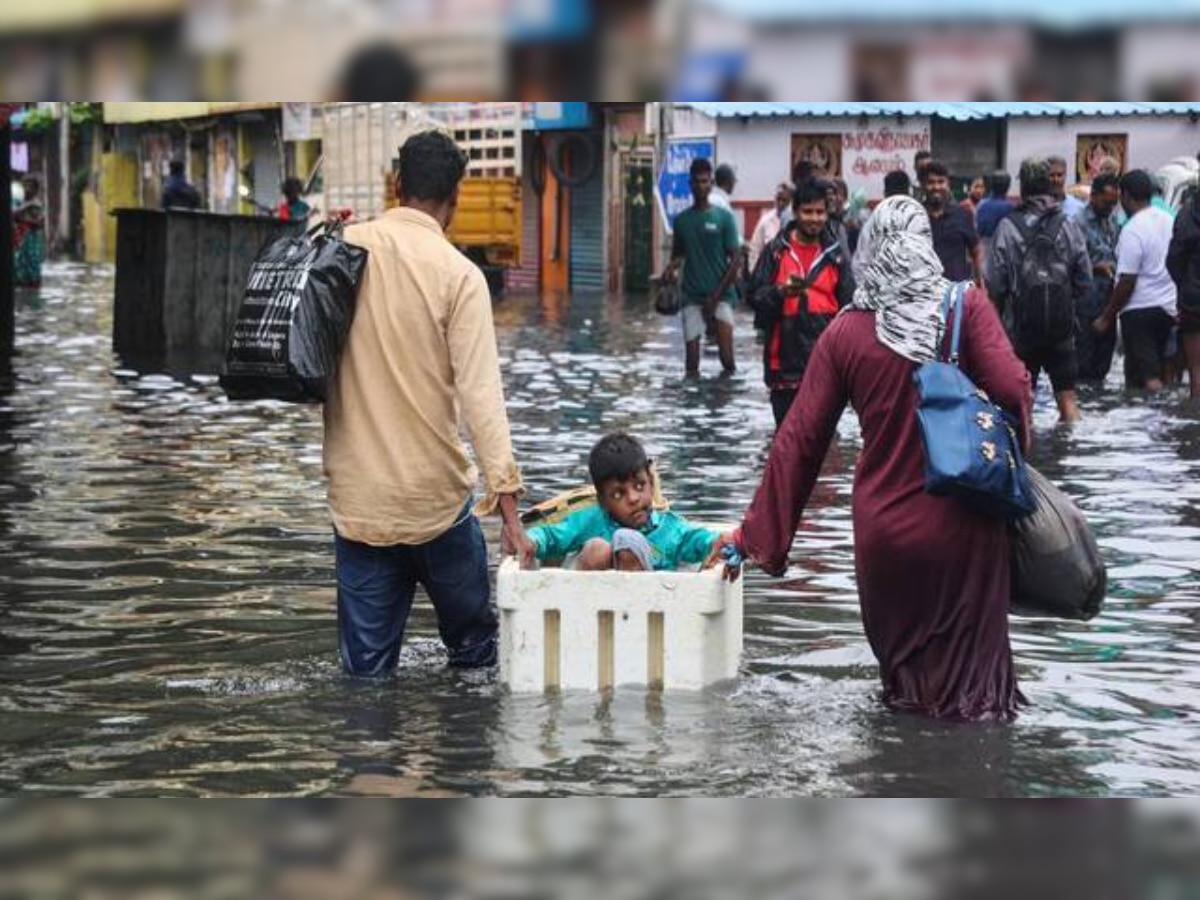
[220,219,367,403]
[651,278,681,316]
[1010,467,1106,620]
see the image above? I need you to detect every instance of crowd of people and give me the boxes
[318,132,1029,721]
[664,148,1200,422]
[317,130,1200,722]
[10,127,1200,722]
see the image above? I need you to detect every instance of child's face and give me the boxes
[597,470,654,529]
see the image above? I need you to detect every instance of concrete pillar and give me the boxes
[1,115,13,355]
[58,112,70,256]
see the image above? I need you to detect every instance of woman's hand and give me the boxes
[705,530,745,582]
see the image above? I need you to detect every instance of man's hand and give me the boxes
[498,494,536,569]
[1092,313,1114,336]
[1095,262,1115,280]
[501,519,536,569]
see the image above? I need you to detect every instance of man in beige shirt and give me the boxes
[324,130,532,677]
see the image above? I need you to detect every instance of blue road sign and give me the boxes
[657,137,716,232]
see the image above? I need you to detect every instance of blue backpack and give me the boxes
[913,283,1035,521]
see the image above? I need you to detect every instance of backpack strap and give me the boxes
[1009,209,1065,244]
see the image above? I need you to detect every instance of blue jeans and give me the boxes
[335,508,497,676]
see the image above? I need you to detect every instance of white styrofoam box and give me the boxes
[497,559,743,692]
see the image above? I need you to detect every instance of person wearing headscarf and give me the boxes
[723,195,1033,721]
[13,175,45,288]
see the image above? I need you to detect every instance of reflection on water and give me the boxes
[1,264,1199,796]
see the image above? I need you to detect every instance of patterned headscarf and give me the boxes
[850,195,952,363]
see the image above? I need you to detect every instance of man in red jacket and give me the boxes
[747,179,856,427]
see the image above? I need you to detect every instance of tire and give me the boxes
[547,133,598,188]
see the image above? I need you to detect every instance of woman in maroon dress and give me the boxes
[730,196,1033,720]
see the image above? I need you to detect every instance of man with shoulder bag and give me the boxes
[324,130,533,677]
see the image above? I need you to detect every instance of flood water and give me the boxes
[2,263,1199,797]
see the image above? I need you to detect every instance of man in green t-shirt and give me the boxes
[662,157,743,377]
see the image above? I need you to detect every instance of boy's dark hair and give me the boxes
[988,170,1011,197]
[588,433,649,488]
[792,158,814,183]
[1120,169,1154,203]
[923,160,950,180]
[398,130,469,203]
[690,157,713,179]
[793,178,828,208]
[168,160,186,177]
[883,170,911,197]
[1091,173,1120,195]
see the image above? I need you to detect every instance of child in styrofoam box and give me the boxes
[526,433,736,572]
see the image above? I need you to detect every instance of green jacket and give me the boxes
[529,506,718,571]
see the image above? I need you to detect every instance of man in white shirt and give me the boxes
[1049,155,1087,219]
[1094,169,1179,390]
[711,163,737,213]
[748,182,793,272]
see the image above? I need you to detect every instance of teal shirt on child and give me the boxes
[529,507,718,571]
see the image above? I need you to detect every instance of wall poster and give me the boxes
[1076,134,1128,182]
[791,134,843,179]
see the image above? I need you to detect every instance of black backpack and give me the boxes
[1009,212,1074,343]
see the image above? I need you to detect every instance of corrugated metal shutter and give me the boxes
[249,121,282,216]
[569,136,605,293]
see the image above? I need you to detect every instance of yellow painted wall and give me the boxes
[84,151,138,263]
[292,140,321,183]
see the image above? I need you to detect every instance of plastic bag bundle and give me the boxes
[1010,467,1106,620]
[651,277,681,316]
[220,219,367,403]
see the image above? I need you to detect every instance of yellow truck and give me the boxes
[320,102,522,294]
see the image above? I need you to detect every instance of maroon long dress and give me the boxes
[741,288,1033,720]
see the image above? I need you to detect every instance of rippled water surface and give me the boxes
[2,263,1199,796]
